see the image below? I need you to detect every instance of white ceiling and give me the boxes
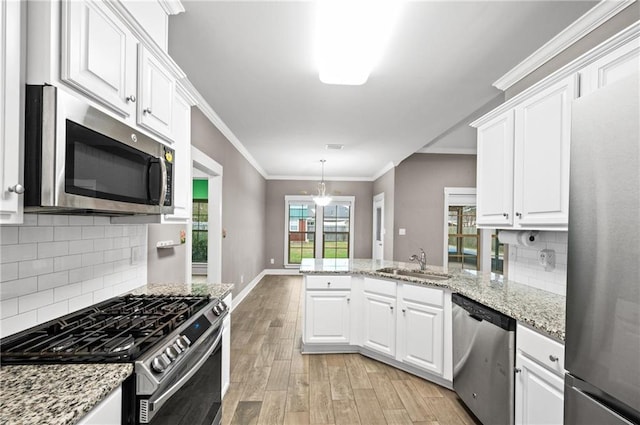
[169,1,596,180]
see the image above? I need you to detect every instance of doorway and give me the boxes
[191,146,223,283]
[372,193,384,261]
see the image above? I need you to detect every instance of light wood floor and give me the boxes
[223,275,480,425]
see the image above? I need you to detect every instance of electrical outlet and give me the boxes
[270,258,274,264]
[538,249,555,271]
[240,275,244,284]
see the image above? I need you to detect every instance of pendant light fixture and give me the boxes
[313,159,332,206]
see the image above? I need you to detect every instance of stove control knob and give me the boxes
[181,335,191,346]
[220,300,228,310]
[175,338,187,351]
[151,356,167,373]
[165,346,178,361]
[212,305,221,316]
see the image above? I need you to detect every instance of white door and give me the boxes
[304,291,351,344]
[513,75,576,228]
[372,193,384,261]
[515,353,564,425]
[476,111,515,227]
[397,299,444,375]
[362,291,396,356]
[61,0,137,118]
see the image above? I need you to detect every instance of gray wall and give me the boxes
[372,169,395,261]
[191,108,267,296]
[265,180,374,267]
[506,3,639,99]
[147,223,187,283]
[394,154,477,266]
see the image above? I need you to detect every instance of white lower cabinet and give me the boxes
[304,275,352,344]
[303,275,451,384]
[77,385,122,425]
[397,285,445,376]
[515,323,565,425]
[222,293,232,398]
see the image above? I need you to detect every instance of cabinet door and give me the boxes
[0,0,24,224]
[138,46,175,141]
[362,291,396,356]
[397,299,444,375]
[305,290,350,344]
[514,75,576,228]
[580,37,640,96]
[162,91,191,222]
[77,386,122,425]
[61,0,137,118]
[476,111,515,227]
[515,352,564,425]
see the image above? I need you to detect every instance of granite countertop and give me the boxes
[0,364,132,425]
[0,282,234,425]
[300,259,566,341]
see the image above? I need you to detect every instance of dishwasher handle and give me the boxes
[469,313,484,322]
[452,293,516,331]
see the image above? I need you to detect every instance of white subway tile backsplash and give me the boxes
[19,258,55,279]
[38,241,69,259]
[1,277,38,299]
[1,214,147,336]
[54,283,82,302]
[82,226,105,240]
[37,301,69,323]
[19,227,54,243]
[68,216,93,226]
[54,254,83,272]
[1,298,18,319]
[68,293,94,312]
[37,271,70,291]
[54,226,82,241]
[507,231,568,296]
[0,227,18,245]
[1,310,37,337]
[1,243,37,264]
[18,290,54,313]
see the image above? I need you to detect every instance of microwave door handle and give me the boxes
[159,158,167,206]
[147,158,162,204]
[148,327,223,412]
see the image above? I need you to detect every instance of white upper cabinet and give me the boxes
[580,36,640,96]
[0,0,25,224]
[137,46,175,141]
[476,111,515,227]
[61,0,138,118]
[513,75,576,228]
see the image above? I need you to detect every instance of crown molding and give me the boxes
[267,175,375,182]
[157,0,185,16]
[493,0,636,91]
[473,21,639,127]
[417,147,477,155]
[179,78,268,179]
[371,161,396,181]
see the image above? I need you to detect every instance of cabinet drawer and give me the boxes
[306,275,352,290]
[364,277,397,297]
[401,284,444,307]
[517,323,565,375]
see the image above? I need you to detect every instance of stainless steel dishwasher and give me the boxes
[452,293,516,425]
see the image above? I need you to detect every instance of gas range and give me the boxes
[0,294,229,424]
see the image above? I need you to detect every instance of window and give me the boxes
[448,206,479,271]
[192,199,208,263]
[491,229,505,274]
[285,196,355,267]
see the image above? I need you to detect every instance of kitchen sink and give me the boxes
[376,268,451,281]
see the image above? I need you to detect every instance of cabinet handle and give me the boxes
[514,367,522,374]
[503,213,509,218]
[144,107,152,115]
[7,184,25,194]
[389,306,394,312]
[516,212,522,218]
[347,298,350,303]
[402,308,406,315]
[126,95,136,103]
[549,355,559,362]
[327,282,331,287]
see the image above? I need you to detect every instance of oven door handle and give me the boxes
[148,327,222,412]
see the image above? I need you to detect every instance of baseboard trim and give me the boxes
[230,270,266,313]
[264,268,302,275]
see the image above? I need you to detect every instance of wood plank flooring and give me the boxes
[223,275,480,425]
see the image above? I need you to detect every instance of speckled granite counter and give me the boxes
[0,282,234,425]
[300,259,566,341]
[0,363,132,425]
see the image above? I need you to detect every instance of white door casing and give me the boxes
[372,192,384,261]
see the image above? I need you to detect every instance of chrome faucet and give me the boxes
[410,248,427,270]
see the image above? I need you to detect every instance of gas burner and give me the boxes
[105,335,135,353]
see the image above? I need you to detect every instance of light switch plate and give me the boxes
[398,228,406,236]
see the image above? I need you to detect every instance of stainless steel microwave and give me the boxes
[24,85,174,215]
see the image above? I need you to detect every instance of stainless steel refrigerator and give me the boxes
[565,71,640,424]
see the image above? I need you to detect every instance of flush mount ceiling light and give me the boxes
[313,159,332,206]
[315,0,403,86]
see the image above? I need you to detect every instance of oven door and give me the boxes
[139,325,222,425]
